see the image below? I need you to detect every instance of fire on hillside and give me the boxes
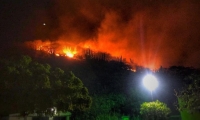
[25,40,81,58]
[25,40,157,72]
[24,40,126,62]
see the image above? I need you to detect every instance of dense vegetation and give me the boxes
[0,55,92,116]
[140,100,171,120]
[175,74,200,113]
[0,44,200,119]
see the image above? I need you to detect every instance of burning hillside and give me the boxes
[25,37,160,70]
[25,40,79,58]
[16,0,200,70]
[24,40,123,62]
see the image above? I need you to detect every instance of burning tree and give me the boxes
[25,40,80,58]
[24,40,127,63]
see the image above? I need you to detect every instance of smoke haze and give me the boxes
[3,0,200,69]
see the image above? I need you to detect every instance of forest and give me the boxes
[0,44,200,120]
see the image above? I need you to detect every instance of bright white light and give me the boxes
[143,74,158,91]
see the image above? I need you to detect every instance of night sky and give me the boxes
[1,0,200,69]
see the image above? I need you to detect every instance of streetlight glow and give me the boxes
[143,74,158,100]
[143,74,158,92]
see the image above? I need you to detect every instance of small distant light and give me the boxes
[43,23,46,26]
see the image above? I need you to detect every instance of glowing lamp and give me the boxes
[143,74,158,91]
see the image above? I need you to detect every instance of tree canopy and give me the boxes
[0,55,92,116]
[1,44,200,119]
[176,74,200,113]
[140,100,171,120]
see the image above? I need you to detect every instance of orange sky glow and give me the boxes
[24,0,200,70]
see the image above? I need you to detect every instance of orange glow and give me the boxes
[63,47,77,58]
[21,0,200,70]
[55,53,60,56]
[25,39,160,70]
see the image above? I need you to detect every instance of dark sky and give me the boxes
[0,0,51,42]
[1,0,200,69]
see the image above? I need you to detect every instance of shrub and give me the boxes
[140,100,171,120]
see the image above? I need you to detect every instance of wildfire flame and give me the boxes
[24,39,159,70]
[25,40,80,58]
[63,47,77,58]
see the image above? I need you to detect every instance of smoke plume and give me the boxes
[28,0,200,69]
